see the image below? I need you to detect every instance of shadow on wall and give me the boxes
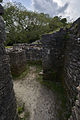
[0,1,18,120]
[41,18,80,120]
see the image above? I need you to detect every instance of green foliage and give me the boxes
[5,46,12,48]
[3,2,51,45]
[18,103,25,114]
[3,2,71,45]
[18,103,30,120]
[61,18,67,25]
[49,16,68,31]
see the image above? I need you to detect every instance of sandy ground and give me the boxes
[13,66,59,120]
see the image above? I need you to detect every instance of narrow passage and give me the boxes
[14,65,61,120]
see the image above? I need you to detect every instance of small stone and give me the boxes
[39,71,43,75]
[19,112,25,119]
[77,85,80,92]
[75,100,79,106]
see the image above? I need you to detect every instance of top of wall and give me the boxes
[70,17,80,38]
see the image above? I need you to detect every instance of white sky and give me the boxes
[3,0,80,21]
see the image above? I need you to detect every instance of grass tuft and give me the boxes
[17,103,30,120]
[5,46,12,48]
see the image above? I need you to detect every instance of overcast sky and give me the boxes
[3,0,80,21]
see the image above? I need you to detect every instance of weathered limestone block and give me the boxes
[8,50,27,76]
[0,16,6,43]
[0,3,18,120]
[13,43,42,61]
[64,35,80,106]
[70,17,80,38]
[41,18,80,120]
[25,47,42,61]
[0,55,18,120]
[41,29,67,81]
[0,16,6,56]
[68,85,80,120]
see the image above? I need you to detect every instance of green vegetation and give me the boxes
[5,46,12,48]
[18,103,30,120]
[3,2,71,46]
[18,103,25,114]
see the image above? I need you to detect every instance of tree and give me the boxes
[3,2,51,45]
[49,16,64,31]
[3,2,70,45]
[3,2,28,45]
[61,18,67,26]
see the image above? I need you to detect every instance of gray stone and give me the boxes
[7,50,27,76]
[0,16,6,43]
[0,4,18,120]
[13,43,42,61]
[41,18,80,120]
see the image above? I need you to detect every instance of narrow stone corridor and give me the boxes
[13,66,59,120]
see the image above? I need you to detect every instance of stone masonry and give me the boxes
[41,18,80,120]
[42,29,67,81]
[0,2,18,120]
[0,2,80,119]
[64,35,80,105]
[6,49,27,77]
[68,85,80,120]
[13,43,42,61]
[5,43,42,76]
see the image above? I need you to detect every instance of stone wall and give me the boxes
[13,43,42,61]
[0,2,18,120]
[41,18,80,119]
[41,29,67,81]
[6,43,42,76]
[6,49,27,76]
[64,18,80,106]
[64,35,80,105]
[68,85,80,120]
[25,45,42,61]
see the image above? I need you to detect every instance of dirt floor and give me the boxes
[13,65,60,120]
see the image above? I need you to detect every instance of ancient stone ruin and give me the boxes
[13,43,42,61]
[5,42,42,76]
[68,85,80,120]
[0,1,18,120]
[41,18,80,120]
[0,0,80,119]
[6,49,27,76]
